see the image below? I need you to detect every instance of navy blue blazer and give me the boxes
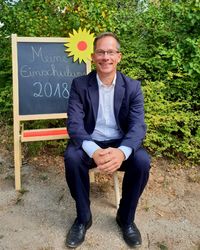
[67,70,146,153]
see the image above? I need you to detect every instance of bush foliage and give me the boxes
[0,0,199,163]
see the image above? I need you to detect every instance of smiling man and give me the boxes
[64,32,151,249]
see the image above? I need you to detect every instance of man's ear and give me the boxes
[117,53,122,63]
[91,53,95,62]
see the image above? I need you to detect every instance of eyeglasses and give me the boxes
[94,49,120,57]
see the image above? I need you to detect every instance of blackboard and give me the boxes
[17,42,87,115]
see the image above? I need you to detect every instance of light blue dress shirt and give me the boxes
[82,74,132,160]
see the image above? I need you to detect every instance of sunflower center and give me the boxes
[77,41,87,51]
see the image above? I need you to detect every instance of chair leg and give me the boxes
[89,170,95,183]
[113,172,120,209]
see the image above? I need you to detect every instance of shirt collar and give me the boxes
[96,73,116,88]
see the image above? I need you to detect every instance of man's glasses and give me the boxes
[94,49,120,57]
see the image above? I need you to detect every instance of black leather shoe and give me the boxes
[116,213,142,248]
[65,217,92,248]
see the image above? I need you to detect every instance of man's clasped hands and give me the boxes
[92,148,125,174]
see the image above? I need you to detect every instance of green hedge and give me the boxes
[0,0,199,163]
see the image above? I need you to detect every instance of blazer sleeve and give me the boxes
[66,79,92,147]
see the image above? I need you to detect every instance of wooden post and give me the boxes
[113,172,120,209]
[12,34,22,190]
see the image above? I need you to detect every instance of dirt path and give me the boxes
[0,143,200,250]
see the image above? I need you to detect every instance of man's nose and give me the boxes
[102,52,109,59]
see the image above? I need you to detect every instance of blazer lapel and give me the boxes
[114,72,125,121]
[88,73,99,121]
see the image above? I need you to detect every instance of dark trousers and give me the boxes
[64,139,151,225]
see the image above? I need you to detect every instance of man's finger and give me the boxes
[99,147,114,155]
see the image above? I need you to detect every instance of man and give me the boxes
[64,32,150,249]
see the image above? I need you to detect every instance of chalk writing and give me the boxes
[33,82,70,99]
[31,46,67,63]
[20,64,84,78]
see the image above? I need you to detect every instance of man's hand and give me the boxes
[94,147,125,174]
[92,148,105,166]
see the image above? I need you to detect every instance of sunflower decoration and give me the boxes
[65,28,94,63]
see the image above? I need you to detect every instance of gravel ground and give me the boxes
[0,150,200,250]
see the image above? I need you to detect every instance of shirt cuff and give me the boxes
[118,146,132,160]
[82,140,101,158]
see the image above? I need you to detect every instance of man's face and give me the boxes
[91,36,122,76]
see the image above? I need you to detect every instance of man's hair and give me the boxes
[93,32,120,51]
